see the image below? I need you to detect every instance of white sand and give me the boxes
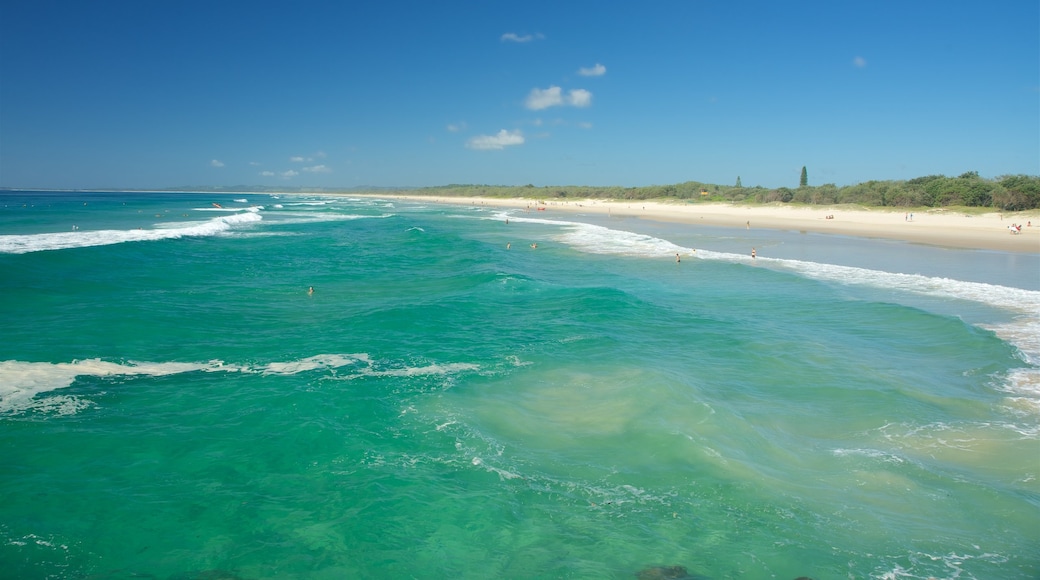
[377,195,1040,254]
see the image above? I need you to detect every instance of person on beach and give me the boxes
[751,248,756,259]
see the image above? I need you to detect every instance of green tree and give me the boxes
[736,176,742,188]
[997,175,1040,210]
[800,166,808,187]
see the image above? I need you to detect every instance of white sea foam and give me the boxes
[261,212,393,226]
[0,211,262,254]
[260,354,370,375]
[491,213,690,257]
[0,359,230,415]
[0,354,477,416]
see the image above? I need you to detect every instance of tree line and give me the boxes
[400,172,1040,211]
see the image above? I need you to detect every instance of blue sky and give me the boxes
[1,0,1037,190]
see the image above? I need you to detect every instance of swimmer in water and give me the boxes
[308,286,314,295]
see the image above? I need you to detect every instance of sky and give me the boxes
[1,0,1037,191]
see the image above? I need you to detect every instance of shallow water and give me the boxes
[1,192,1038,579]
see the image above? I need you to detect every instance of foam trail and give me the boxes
[0,359,233,415]
[490,213,689,257]
[0,354,479,416]
[260,354,370,375]
[0,212,262,254]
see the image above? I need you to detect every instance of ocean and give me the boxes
[1,191,1038,580]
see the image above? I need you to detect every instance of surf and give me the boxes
[0,210,262,254]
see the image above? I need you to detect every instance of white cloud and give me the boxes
[526,86,563,110]
[303,164,331,173]
[501,32,543,43]
[577,121,593,129]
[249,161,261,166]
[281,170,299,178]
[578,63,606,77]
[568,89,592,108]
[290,156,306,162]
[853,56,867,68]
[466,129,525,150]
[260,171,275,177]
[210,159,225,168]
[525,86,592,110]
[447,122,467,133]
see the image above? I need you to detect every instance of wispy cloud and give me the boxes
[260,171,275,177]
[210,159,225,168]
[525,86,593,110]
[853,56,867,68]
[578,63,606,77]
[446,122,467,133]
[249,161,261,166]
[501,32,543,43]
[303,165,331,173]
[281,170,299,178]
[291,152,327,163]
[466,129,525,150]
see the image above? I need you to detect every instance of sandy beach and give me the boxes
[377,195,1040,254]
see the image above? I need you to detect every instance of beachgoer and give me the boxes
[751,248,756,259]
[308,286,314,295]
[531,243,537,249]
[675,253,680,263]
[506,242,511,249]
[746,220,750,229]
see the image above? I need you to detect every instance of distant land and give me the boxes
[3,172,1039,211]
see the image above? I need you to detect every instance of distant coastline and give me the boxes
[366,193,1040,254]
[3,186,1038,253]
[3,171,1038,212]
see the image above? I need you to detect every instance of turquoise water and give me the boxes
[1,191,1038,579]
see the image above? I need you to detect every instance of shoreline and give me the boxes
[365,194,1040,254]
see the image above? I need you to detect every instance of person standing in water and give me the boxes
[308,286,314,295]
[751,248,756,259]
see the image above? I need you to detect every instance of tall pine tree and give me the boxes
[800,166,808,187]
[736,176,742,188]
